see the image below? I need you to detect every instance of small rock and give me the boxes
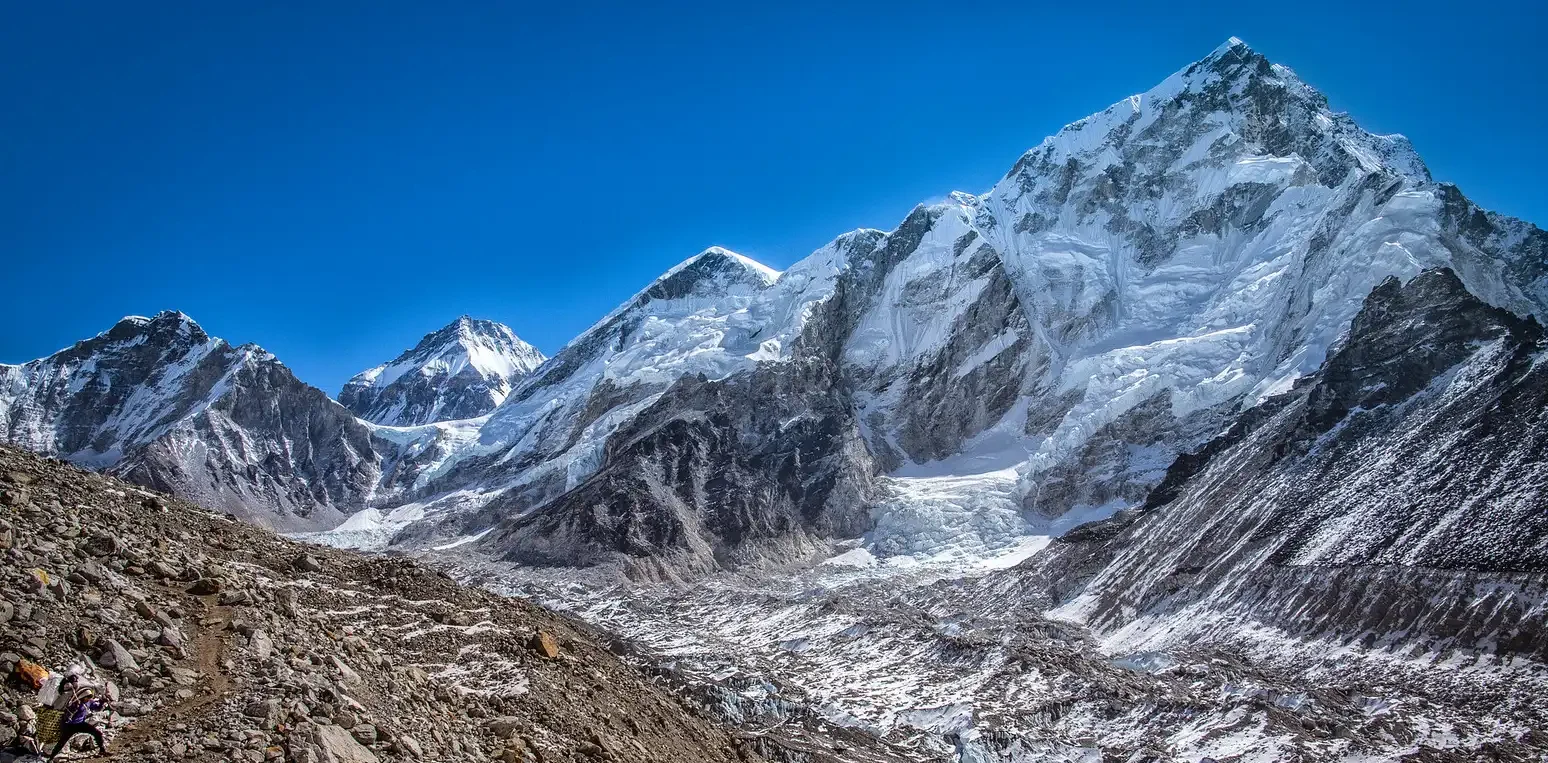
[135,599,160,621]
[76,561,107,584]
[394,735,424,758]
[2,471,34,485]
[299,723,379,763]
[244,699,277,719]
[487,717,524,739]
[251,629,275,661]
[331,655,362,686]
[293,553,324,573]
[46,576,71,601]
[219,589,251,606]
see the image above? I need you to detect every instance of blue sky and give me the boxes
[4,1,1544,393]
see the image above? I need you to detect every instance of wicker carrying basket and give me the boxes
[34,706,66,748]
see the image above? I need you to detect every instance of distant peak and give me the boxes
[149,310,198,326]
[672,247,782,285]
[420,316,522,350]
[113,307,199,331]
[107,311,206,344]
[1212,36,1251,56]
[117,310,197,328]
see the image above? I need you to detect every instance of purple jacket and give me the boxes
[66,697,107,725]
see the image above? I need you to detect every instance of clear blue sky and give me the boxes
[4,1,1544,393]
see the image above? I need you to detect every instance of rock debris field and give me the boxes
[0,444,760,763]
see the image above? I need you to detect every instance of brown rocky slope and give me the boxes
[0,444,765,763]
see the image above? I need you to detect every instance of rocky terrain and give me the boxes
[0,443,814,763]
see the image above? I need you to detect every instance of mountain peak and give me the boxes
[103,310,209,346]
[684,247,782,284]
[1210,35,1253,57]
[423,315,517,348]
[339,317,546,427]
[634,247,781,306]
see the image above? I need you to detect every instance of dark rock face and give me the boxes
[117,355,383,529]
[0,312,380,529]
[1028,269,1548,660]
[476,359,875,578]
[338,316,545,426]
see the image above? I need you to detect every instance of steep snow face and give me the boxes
[339,316,545,426]
[0,311,381,529]
[834,37,1548,524]
[423,246,855,487]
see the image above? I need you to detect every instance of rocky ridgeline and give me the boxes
[0,445,761,763]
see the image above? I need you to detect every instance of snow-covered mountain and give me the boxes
[5,37,1548,761]
[486,267,1548,761]
[0,311,381,529]
[7,40,1544,580]
[338,315,545,426]
[341,37,1548,574]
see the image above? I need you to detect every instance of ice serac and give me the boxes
[1018,268,1548,661]
[338,316,545,426]
[0,311,380,529]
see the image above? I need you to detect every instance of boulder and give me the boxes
[528,631,560,659]
[487,716,523,739]
[292,722,379,763]
[99,639,138,672]
[185,578,223,595]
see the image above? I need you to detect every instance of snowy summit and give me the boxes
[338,316,546,426]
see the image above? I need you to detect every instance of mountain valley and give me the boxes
[4,38,1546,762]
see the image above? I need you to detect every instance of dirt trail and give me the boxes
[74,594,235,761]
